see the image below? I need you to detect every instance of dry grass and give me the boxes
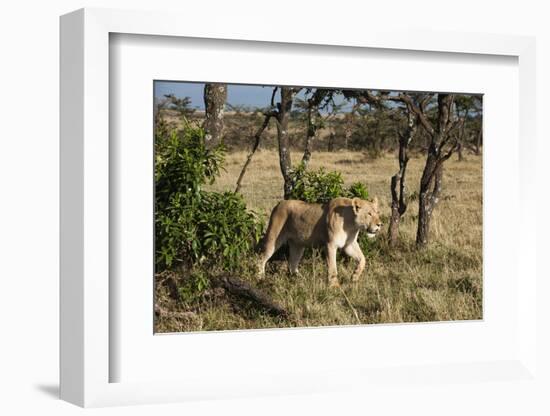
[155,149,482,332]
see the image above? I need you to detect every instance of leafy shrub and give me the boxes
[289,164,343,203]
[155,122,263,271]
[155,126,224,210]
[346,181,370,200]
[289,164,369,204]
[195,191,263,269]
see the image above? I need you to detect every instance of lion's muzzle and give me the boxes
[366,222,382,238]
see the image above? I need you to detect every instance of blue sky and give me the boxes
[154,81,480,115]
[154,81,352,111]
[155,81,276,110]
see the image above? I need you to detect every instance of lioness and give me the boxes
[258,197,382,287]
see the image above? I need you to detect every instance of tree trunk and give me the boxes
[457,141,464,161]
[343,106,357,150]
[275,87,297,199]
[416,161,443,247]
[416,191,430,247]
[475,128,482,155]
[327,131,335,152]
[203,83,227,148]
[415,93,454,248]
[301,89,327,169]
[457,110,468,161]
[301,102,317,169]
[388,175,403,244]
[388,108,416,246]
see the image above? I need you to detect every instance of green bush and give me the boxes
[196,191,263,269]
[155,125,224,210]
[155,122,263,271]
[346,181,370,200]
[289,164,369,203]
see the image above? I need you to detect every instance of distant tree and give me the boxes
[154,95,171,132]
[325,101,345,152]
[344,96,404,153]
[226,103,255,115]
[471,96,483,155]
[342,99,361,151]
[453,95,477,161]
[164,94,196,119]
[203,83,227,148]
[154,94,195,137]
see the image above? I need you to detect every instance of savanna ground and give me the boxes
[155,147,482,332]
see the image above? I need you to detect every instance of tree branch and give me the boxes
[390,94,435,136]
[235,113,273,193]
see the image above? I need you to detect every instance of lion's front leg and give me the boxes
[344,241,366,282]
[326,243,339,287]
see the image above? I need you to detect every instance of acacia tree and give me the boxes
[406,93,458,247]
[203,83,227,147]
[373,92,458,247]
[343,90,458,247]
[344,90,422,245]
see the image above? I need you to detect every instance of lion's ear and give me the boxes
[372,196,379,209]
[352,198,361,214]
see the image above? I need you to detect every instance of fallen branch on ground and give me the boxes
[210,274,289,318]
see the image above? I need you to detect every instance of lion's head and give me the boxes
[352,197,382,238]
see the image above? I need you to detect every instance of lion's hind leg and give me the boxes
[287,241,305,275]
[258,232,287,278]
[257,204,289,278]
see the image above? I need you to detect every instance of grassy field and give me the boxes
[155,149,482,332]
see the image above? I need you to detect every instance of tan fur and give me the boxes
[258,197,382,287]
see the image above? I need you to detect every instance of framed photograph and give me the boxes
[60,7,539,408]
[150,79,484,334]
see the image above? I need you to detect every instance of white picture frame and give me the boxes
[60,7,538,408]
